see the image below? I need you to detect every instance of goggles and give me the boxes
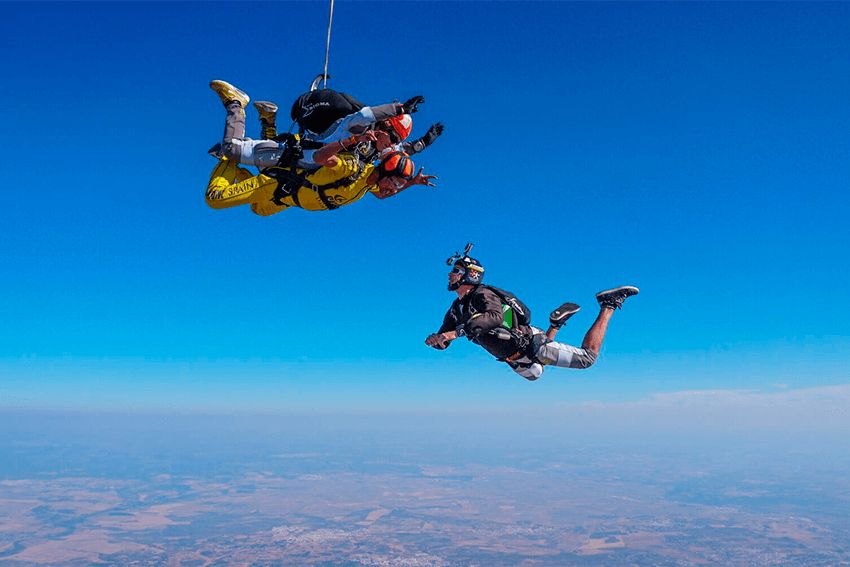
[378,151,414,184]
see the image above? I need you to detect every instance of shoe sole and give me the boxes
[550,302,580,326]
[596,286,639,300]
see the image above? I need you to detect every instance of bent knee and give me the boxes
[221,141,242,161]
[511,362,543,381]
[205,197,230,210]
[251,202,286,217]
[570,349,598,369]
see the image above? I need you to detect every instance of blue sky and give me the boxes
[2,2,849,421]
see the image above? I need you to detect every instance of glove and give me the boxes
[401,95,424,114]
[423,123,444,146]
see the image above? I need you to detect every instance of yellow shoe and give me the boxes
[253,101,278,122]
[254,101,278,139]
[210,80,250,108]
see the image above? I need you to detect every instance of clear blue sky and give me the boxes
[2,2,849,418]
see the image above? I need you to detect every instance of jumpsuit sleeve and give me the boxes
[400,140,418,155]
[400,137,428,156]
[462,289,505,338]
[344,104,400,134]
[368,103,401,122]
[437,302,460,334]
[307,155,359,185]
[329,108,375,136]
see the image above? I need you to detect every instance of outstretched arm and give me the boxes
[373,168,438,200]
[425,330,458,349]
[426,304,461,350]
[351,96,426,132]
[373,96,424,120]
[402,123,444,156]
[425,296,504,349]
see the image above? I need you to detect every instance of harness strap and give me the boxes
[497,327,536,364]
[267,168,305,206]
[307,168,363,192]
[308,159,365,210]
[505,351,525,363]
[268,154,367,210]
[289,184,301,208]
[316,185,339,210]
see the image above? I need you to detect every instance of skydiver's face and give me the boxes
[373,129,394,150]
[378,121,401,144]
[377,176,407,192]
[448,264,465,287]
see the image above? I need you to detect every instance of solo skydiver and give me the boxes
[425,246,639,381]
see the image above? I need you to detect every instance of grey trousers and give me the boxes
[511,327,598,381]
[220,102,287,168]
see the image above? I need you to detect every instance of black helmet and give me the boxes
[446,243,484,291]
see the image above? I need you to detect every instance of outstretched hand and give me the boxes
[411,167,437,187]
[402,95,425,114]
[425,332,451,349]
[424,123,444,145]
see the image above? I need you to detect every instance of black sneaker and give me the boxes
[208,143,223,158]
[596,286,639,310]
[549,302,580,328]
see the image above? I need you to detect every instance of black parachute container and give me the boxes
[290,77,364,136]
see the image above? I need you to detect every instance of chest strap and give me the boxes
[266,155,367,210]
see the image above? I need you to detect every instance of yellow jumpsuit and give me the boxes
[206,155,377,217]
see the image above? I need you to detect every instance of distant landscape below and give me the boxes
[0,409,847,566]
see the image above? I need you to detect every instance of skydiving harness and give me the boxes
[498,329,535,365]
[465,285,539,366]
[262,134,371,210]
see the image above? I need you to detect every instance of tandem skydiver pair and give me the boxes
[204,80,442,216]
